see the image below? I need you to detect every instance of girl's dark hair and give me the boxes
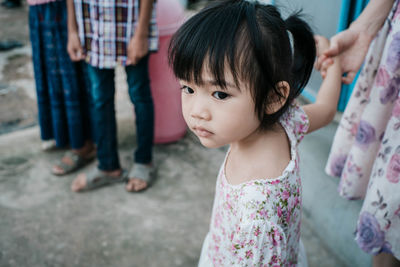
[168,0,316,129]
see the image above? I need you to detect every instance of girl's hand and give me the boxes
[67,31,85,61]
[126,33,149,65]
[314,35,331,79]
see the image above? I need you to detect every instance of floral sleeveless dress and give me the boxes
[198,103,309,267]
[325,0,400,259]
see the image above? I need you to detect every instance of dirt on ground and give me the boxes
[0,4,30,44]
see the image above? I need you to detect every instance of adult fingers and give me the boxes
[68,46,83,61]
[342,71,356,84]
[323,40,340,58]
[68,49,79,61]
[323,31,348,58]
[67,45,75,61]
[126,55,138,65]
[315,55,333,72]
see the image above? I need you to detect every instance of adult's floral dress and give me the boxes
[325,0,400,259]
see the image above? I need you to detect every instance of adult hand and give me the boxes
[316,27,373,84]
[67,31,85,61]
[126,33,149,66]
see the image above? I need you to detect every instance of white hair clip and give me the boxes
[244,0,272,5]
[287,30,295,56]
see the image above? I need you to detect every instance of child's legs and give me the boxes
[87,65,120,171]
[125,55,154,164]
[373,253,400,267]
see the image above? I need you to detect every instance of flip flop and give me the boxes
[52,150,95,176]
[41,140,57,151]
[76,168,128,192]
[126,163,155,192]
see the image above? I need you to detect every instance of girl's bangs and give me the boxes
[169,2,251,89]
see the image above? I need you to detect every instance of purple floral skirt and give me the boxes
[325,0,400,259]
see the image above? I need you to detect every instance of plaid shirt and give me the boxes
[74,0,159,68]
[27,0,58,6]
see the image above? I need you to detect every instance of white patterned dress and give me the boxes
[198,103,309,267]
[325,0,400,259]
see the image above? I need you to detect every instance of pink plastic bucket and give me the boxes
[149,0,186,144]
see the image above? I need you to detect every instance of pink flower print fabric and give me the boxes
[198,102,309,266]
[326,0,400,259]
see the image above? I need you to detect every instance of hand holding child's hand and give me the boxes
[314,35,331,79]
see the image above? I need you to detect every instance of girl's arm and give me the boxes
[302,36,342,133]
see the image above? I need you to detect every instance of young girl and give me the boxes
[169,0,341,266]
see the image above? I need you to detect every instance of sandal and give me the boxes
[52,150,95,176]
[74,168,128,192]
[126,163,155,192]
[41,140,57,151]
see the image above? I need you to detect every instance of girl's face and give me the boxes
[180,69,261,148]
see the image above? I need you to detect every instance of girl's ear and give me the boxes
[266,81,290,115]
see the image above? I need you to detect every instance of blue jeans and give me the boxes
[87,55,154,171]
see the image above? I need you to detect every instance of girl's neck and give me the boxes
[225,122,291,185]
[229,123,284,153]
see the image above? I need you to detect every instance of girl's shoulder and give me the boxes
[279,101,310,145]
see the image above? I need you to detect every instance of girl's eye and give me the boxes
[181,86,194,94]
[212,91,229,100]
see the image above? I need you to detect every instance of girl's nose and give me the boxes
[191,101,211,121]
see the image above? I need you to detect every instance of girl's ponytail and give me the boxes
[285,13,316,97]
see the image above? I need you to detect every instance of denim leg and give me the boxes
[87,65,120,171]
[125,55,154,164]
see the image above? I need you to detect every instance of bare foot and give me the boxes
[52,141,95,175]
[125,178,148,192]
[52,155,74,175]
[373,253,400,267]
[125,163,152,192]
[71,169,122,192]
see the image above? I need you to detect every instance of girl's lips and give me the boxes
[193,126,213,137]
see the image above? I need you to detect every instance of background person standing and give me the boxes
[67,0,158,192]
[28,0,95,175]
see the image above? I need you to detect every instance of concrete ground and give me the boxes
[0,2,367,267]
[0,49,350,267]
[0,115,346,267]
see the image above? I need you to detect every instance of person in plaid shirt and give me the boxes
[67,0,158,192]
